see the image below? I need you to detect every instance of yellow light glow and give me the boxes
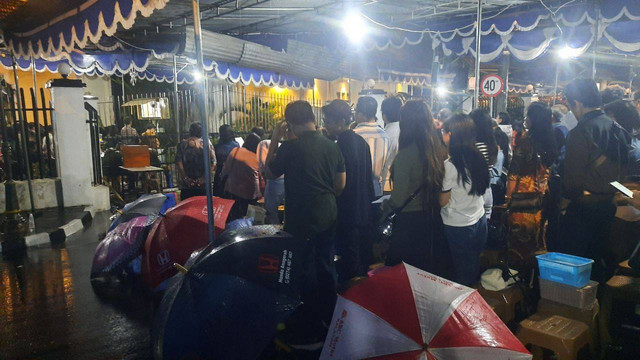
[272,86,285,93]
[396,83,403,93]
[341,84,347,94]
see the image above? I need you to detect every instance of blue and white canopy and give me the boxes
[364,0,640,62]
[5,0,169,58]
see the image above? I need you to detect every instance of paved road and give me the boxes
[0,212,154,360]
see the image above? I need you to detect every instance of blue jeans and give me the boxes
[444,216,488,286]
[264,178,285,224]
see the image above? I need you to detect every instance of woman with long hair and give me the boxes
[469,109,498,220]
[440,114,490,286]
[382,100,448,273]
[506,102,556,268]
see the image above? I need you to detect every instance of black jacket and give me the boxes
[562,110,630,201]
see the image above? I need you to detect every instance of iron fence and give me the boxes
[95,84,323,198]
[0,85,56,181]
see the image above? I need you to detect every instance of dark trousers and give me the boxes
[544,175,563,251]
[559,200,616,281]
[386,211,442,273]
[335,223,367,284]
[301,226,337,326]
[180,187,205,200]
[444,216,488,286]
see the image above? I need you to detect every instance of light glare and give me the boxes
[436,86,448,97]
[558,46,580,59]
[343,12,369,43]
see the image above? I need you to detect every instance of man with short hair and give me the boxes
[353,96,390,197]
[265,100,345,347]
[381,97,402,192]
[323,99,374,283]
[120,116,139,145]
[559,78,630,280]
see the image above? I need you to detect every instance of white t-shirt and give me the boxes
[441,158,485,227]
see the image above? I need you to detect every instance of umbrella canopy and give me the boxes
[142,196,235,290]
[109,193,176,231]
[152,226,305,360]
[91,215,155,278]
[321,263,531,360]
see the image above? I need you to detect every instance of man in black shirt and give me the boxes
[323,100,375,284]
[559,78,629,280]
[265,101,345,347]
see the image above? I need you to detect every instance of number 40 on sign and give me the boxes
[480,74,504,97]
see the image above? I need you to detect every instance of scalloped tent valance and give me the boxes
[364,0,640,62]
[378,69,429,86]
[5,0,169,58]
[0,53,313,89]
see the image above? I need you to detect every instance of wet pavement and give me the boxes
[0,212,154,360]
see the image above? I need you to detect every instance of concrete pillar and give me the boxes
[47,78,110,211]
[497,50,511,114]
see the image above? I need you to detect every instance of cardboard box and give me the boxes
[477,284,524,324]
[539,278,598,309]
[122,145,150,168]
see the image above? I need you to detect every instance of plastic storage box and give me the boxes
[539,278,598,309]
[536,252,594,288]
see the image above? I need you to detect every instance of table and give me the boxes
[119,166,164,195]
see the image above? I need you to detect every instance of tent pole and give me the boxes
[11,54,36,213]
[592,8,600,79]
[430,52,439,111]
[172,55,180,144]
[192,0,215,245]
[121,74,125,98]
[473,0,483,109]
[629,63,634,99]
[553,62,560,105]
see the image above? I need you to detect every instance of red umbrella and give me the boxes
[321,263,531,360]
[142,196,235,290]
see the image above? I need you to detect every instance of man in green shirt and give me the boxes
[266,100,345,347]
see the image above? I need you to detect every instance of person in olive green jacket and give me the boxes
[382,100,448,273]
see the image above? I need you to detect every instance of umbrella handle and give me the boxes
[173,263,188,274]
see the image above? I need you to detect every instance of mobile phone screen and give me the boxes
[610,181,634,198]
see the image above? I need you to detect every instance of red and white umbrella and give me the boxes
[321,263,531,360]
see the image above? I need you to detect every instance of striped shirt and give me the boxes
[354,122,390,197]
[476,142,492,170]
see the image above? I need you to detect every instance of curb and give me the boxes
[25,206,96,247]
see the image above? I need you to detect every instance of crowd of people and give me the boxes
[171,77,640,348]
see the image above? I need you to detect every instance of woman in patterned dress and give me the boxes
[506,102,557,268]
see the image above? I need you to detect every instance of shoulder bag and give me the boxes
[378,183,426,239]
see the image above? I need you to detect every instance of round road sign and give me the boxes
[480,75,504,97]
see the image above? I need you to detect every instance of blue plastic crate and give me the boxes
[536,252,594,288]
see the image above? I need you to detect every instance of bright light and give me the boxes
[343,12,369,43]
[192,71,203,82]
[436,86,448,97]
[272,86,285,93]
[557,46,581,59]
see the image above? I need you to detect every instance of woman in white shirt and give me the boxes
[439,114,491,286]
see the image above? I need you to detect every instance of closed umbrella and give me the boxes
[142,196,235,290]
[321,263,531,360]
[109,193,175,231]
[152,226,305,360]
[91,215,155,278]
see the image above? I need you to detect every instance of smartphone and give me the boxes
[610,181,634,198]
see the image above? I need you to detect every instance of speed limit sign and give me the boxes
[480,75,504,97]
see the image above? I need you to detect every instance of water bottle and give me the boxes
[28,213,35,234]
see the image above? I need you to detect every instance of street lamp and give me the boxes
[436,85,448,97]
[343,11,369,43]
[192,71,203,82]
[558,46,581,59]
